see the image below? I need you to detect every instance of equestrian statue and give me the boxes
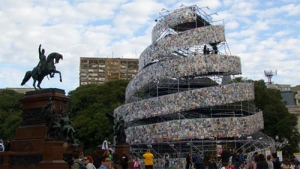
[21,44,63,90]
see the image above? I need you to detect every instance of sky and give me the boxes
[0,0,300,94]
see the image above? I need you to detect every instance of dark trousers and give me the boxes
[145,165,153,169]
[186,163,191,169]
[121,164,128,169]
[165,162,169,169]
[195,163,204,169]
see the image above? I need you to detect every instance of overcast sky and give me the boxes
[0,0,299,93]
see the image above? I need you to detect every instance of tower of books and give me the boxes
[114,5,272,159]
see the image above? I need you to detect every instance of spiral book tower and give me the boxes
[114,5,274,158]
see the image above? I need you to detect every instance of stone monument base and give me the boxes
[0,89,82,169]
[114,144,134,169]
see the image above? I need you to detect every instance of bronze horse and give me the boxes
[21,52,63,90]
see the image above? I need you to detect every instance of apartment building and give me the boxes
[79,57,139,86]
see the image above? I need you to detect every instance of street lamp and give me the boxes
[275,135,289,150]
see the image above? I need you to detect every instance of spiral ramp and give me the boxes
[114,5,275,159]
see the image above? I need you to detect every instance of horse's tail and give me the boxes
[21,71,32,86]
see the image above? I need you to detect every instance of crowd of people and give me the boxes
[68,147,300,169]
[218,148,300,169]
[3,136,299,169]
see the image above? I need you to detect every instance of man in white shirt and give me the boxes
[102,137,108,150]
[0,139,5,152]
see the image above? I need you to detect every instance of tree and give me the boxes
[231,78,300,155]
[254,80,300,156]
[67,80,129,152]
[0,90,23,140]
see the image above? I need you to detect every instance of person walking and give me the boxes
[143,149,154,169]
[120,153,129,169]
[221,147,231,165]
[266,155,273,169]
[193,150,204,169]
[231,149,238,169]
[272,153,281,169]
[133,157,139,169]
[238,150,245,167]
[208,158,218,169]
[186,153,192,169]
[164,152,170,169]
[256,154,268,169]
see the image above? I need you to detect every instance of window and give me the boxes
[81,59,88,63]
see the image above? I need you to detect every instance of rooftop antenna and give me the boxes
[264,69,277,84]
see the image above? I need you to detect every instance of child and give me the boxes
[134,157,139,169]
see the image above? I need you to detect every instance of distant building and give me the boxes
[79,57,139,86]
[0,87,35,94]
[267,83,291,91]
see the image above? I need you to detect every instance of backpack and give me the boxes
[75,162,87,169]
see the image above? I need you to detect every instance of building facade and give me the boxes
[79,57,139,86]
[0,88,35,94]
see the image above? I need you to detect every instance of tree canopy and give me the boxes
[253,80,300,156]
[0,90,23,140]
[67,79,129,152]
[1,78,299,156]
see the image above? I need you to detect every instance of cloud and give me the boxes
[1,0,300,94]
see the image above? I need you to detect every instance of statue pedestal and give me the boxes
[0,88,81,169]
[114,144,134,169]
[37,141,70,169]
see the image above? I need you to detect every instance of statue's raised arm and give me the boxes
[39,44,41,54]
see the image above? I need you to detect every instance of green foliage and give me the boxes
[0,90,23,140]
[253,80,300,156]
[68,80,129,152]
[1,78,299,157]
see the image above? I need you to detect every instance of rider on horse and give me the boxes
[38,44,46,75]
[21,45,63,90]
